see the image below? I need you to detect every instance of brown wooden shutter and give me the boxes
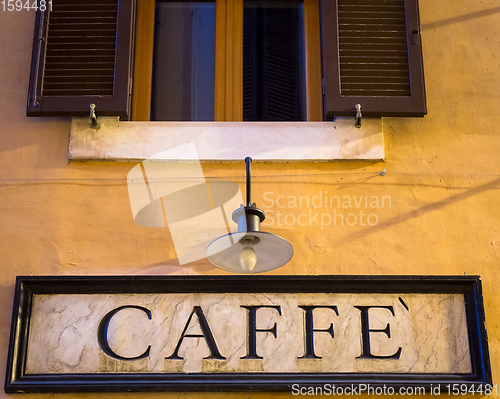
[27,0,136,120]
[320,0,426,118]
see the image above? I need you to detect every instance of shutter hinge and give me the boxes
[322,78,325,96]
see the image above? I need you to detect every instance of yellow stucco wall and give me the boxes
[1,1,500,398]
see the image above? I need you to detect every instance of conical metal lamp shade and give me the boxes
[206,231,294,274]
[206,158,293,273]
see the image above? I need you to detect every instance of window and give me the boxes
[150,1,217,121]
[26,0,426,121]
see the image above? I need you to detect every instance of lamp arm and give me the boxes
[245,157,252,207]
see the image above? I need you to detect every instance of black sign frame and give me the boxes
[5,275,492,393]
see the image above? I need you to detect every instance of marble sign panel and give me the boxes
[25,292,471,375]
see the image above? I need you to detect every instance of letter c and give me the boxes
[97,305,151,361]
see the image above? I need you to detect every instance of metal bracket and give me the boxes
[355,104,362,128]
[90,104,100,129]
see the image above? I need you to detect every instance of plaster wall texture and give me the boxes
[0,1,500,398]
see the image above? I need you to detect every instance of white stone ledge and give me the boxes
[69,117,384,162]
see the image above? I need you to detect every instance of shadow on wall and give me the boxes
[421,6,500,31]
[128,262,218,275]
[338,177,500,243]
[0,118,71,171]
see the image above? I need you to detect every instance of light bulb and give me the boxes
[239,239,257,271]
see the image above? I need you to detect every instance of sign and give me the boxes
[5,276,492,393]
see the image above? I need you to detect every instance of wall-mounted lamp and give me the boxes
[206,157,293,274]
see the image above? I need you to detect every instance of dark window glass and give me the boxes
[151,1,216,121]
[243,1,306,121]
